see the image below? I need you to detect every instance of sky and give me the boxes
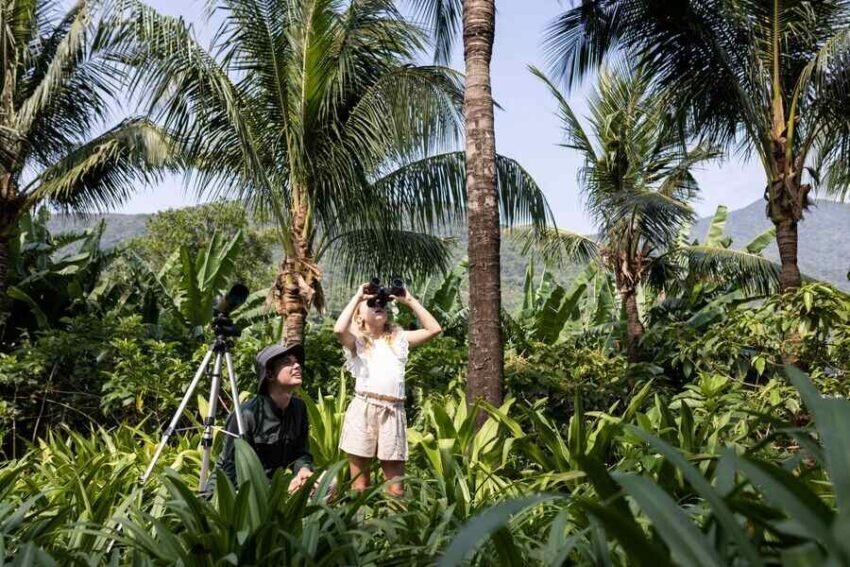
[117,0,767,233]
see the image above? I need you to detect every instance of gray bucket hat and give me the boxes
[255,343,305,392]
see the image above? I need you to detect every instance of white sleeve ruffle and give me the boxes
[394,330,409,362]
[342,337,367,379]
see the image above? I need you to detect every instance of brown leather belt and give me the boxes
[356,391,405,404]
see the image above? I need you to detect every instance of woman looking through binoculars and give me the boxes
[333,280,442,496]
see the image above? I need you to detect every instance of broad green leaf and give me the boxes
[745,228,775,254]
[734,456,837,551]
[438,495,557,567]
[577,498,673,567]
[7,287,49,329]
[786,366,850,518]
[704,206,729,247]
[626,426,763,566]
[614,473,724,567]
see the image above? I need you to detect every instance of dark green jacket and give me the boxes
[215,394,313,488]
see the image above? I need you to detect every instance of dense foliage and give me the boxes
[1,203,848,564]
[1,365,849,565]
[1,0,849,564]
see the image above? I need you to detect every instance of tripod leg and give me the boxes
[224,352,246,436]
[198,352,224,493]
[140,349,215,484]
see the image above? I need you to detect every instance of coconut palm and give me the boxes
[0,0,178,314]
[118,0,549,347]
[544,0,850,292]
[410,0,503,411]
[530,68,718,360]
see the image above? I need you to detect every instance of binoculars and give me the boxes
[364,277,405,308]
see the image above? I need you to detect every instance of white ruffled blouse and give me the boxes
[342,331,409,400]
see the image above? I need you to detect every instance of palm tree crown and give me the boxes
[0,0,177,304]
[120,0,550,344]
[545,0,850,291]
[532,67,718,358]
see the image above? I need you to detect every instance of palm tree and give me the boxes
[411,0,503,410]
[0,0,177,314]
[544,0,850,292]
[531,68,718,360]
[118,0,549,347]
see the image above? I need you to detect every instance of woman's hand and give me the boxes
[390,292,415,307]
[356,282,376,302]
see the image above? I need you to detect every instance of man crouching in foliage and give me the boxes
[213,344,314,494]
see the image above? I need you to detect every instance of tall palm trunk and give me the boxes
[620,287,644,362]
[775,217,801,291]
[765,167,807,292]
[0,180,20,318]
[0,232,9,316]
[275,196,316,347]
[463,0,502,414]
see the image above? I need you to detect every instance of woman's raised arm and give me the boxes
[334,284,371,351]
[393,294,441,348]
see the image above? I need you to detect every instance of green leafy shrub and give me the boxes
[505,337,636,418]
[645,283,850,394]
[100,336,192,423]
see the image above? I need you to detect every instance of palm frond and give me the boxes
[17,0,94,137]
[365,151,553,234]
[679,244,781,297]
[512,226,599,268]
[530,65,596,158]
[23,118,181,213]
[320,227,456,287]
[343,65,463,170]
[405,0,462,65]
[542,0,624,92]
[118,0,278,216]
[543,0,772,147]
[594,190,694,254]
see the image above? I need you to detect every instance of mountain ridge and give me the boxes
[47,198,850,293]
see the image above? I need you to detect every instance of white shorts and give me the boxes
[339,395,408,462]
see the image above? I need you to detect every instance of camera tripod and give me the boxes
[139,316,245,492]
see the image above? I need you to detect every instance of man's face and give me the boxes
[270,354,303,389]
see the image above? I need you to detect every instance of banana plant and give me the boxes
[127,230,258,337]
[504,261,617,350]
[3,209,121,340]
[667,205,781,299]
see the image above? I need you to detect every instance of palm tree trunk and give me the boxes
[774,216,804,365]
[621,287,644,362]
[0,193,19,320]
[775,217,801,292]
[275,201,313,347]
[463,0,502,416]
[278,257,307,346]
[766,133,807,292]
[0,232,8,316]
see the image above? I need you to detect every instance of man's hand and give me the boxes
[288,467,313,494]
